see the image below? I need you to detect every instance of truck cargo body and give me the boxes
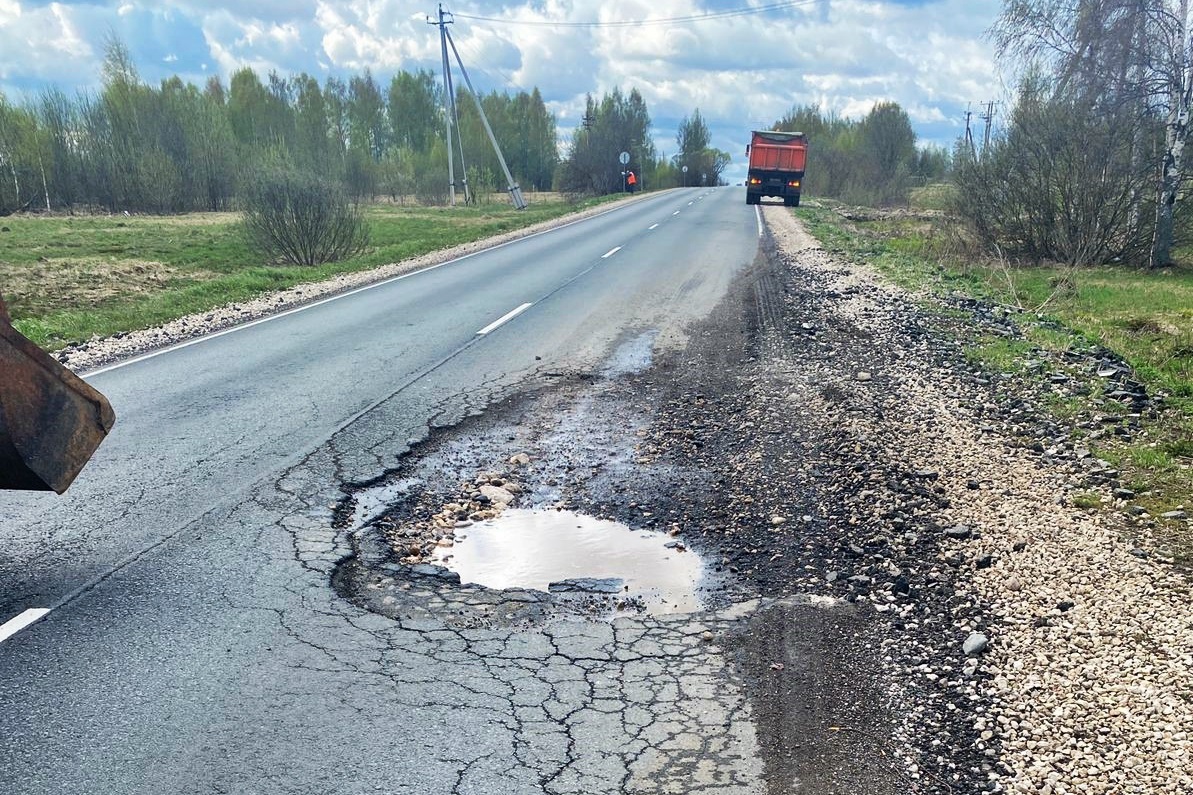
[745,131,807,206]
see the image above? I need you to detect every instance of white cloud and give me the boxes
[0,0,22,27]
[200,9,314,76]
[0,0,1000,158]
[0,2,94,86]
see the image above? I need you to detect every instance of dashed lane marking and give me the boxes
[476,302,534,336]
[0,608,51,644]
[82,194,672,378]
[648,223,659,230]
[602,246,622,259]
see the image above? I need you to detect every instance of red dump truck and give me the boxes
[745,130,808,206]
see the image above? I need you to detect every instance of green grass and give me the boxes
[1,194,622,350]
[964,336,1034,373]
[798,200,1193,549]
[908,183,958,212]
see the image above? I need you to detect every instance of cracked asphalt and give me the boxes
[5,188,834,794]
[5,186,1059,794]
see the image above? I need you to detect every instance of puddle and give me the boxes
[435,509,704,614]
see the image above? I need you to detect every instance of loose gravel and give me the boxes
[760,205,1193,795]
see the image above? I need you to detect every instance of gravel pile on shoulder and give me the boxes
[758,205,1193,795]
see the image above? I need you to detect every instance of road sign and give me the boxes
[619,151,630,165]
[682,166,688,173]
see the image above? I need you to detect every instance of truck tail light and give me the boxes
[788,180,801,188]
[748,177,761,185]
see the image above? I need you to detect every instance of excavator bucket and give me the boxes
[0,294,115,493]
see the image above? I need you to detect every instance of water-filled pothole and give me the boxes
[435,509,705,614]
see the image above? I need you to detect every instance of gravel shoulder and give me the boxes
[753,205,1193,794]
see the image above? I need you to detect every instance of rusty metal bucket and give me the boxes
[0,294,115,493]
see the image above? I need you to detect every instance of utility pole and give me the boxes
[980,100,997,154]
[444,24,527,209]
[429,4,456,206]
[963,106,976,158]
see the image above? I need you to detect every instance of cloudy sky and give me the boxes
[0,0,1003,181]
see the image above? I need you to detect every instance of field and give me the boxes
[0,194,618,350]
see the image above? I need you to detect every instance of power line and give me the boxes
[453,0,818,28]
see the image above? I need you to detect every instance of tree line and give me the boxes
[554,91,732,194]
[0,40,558,215]
[955,0,1193,268]
[0,38,960,217]
[770,102,949,206]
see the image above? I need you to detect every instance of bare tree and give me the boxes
[995,0,1193,267]
[1151,0,1193,266]
[242,167,370,267]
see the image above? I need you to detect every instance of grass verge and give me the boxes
[799,199,1192,561]
[1,194,624,350]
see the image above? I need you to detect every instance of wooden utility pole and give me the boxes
[980,101,997,154]
[430,5,456,206]
[444,24,527,209]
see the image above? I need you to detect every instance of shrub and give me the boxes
[242,167,369,266]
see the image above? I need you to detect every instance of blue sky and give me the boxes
[0,1,1003,182]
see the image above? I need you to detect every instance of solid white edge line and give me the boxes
[476,302,534,336]
[648,223,659,230]
[755,205,763,238]
[601,246,622,259]
[82,192,680,378]
[0,608,51,643]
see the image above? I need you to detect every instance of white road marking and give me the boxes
[601,246,622,258]
[476,302,534,336]
[0,608,51,644]
[687,201,694,205]
[755,205,763,238]
[82,196,665,378]
[672,211,680,216]
[648,223,659,230]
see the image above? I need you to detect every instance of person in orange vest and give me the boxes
[626,170,637,192]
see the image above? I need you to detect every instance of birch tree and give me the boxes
[996,0,1193,266]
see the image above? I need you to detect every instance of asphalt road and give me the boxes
[0,187,770,793]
